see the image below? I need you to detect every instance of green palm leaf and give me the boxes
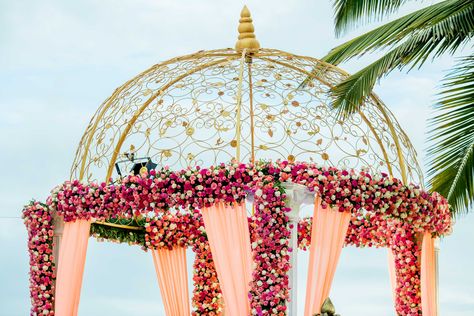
[333,0,410,36]
[324,0,474,66]
[427,55,474,215]
[325,0,474,117]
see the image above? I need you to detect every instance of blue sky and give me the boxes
[1,0,473,315]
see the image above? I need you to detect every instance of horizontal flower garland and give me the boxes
[24,160,452,316]
[285,161,451,235]
[145,212,198,249]
[47,161,451,236]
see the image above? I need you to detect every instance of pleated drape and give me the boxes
[304,197,351,316]
[151,247,190,316]
[201,202,252,316]
[55,220,91,316]
[388,249,397,304]
[421,232,437,316]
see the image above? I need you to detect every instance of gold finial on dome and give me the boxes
[235,5,260,52]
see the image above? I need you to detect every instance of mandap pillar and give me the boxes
[281,182,314,315]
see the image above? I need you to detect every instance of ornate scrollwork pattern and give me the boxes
[71,48,422,185]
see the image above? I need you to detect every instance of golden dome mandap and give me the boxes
[71,6,422,185]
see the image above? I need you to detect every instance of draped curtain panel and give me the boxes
[421,232,437,316]
[388,249,397,305]
[151,247,190,316]
[201,202,253,316]
[304,197,351,316]
[55,220,91,316]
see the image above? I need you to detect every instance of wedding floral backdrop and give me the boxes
[23,161,451,315]
[21,7,454,316]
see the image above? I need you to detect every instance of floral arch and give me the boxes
[23,6,451,316]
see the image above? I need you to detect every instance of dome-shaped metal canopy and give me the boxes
[71,7,422,184]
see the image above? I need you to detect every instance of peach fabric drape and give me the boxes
[151,247,190,316]
[55,220,91,316]
[201,202,252,316]
[421,232,437,316]
[388,249,397,304]
[304,197,351,316]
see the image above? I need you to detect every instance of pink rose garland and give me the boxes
[22,202,55,316]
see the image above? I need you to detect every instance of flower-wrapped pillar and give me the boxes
[389,223,422,315]
[249,171,291,315]
[192,239,223,315]
[23,202,56,316]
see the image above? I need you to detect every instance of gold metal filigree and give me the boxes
[70,47,423,185]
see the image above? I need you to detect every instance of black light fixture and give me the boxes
[114,154,157,177]
[130,158,157,176]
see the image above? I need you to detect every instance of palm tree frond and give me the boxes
[427,55,474,215]
[330,46,406,117]
[324,0,474,65]
[334,0,409,36]
[329,26,471,117]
